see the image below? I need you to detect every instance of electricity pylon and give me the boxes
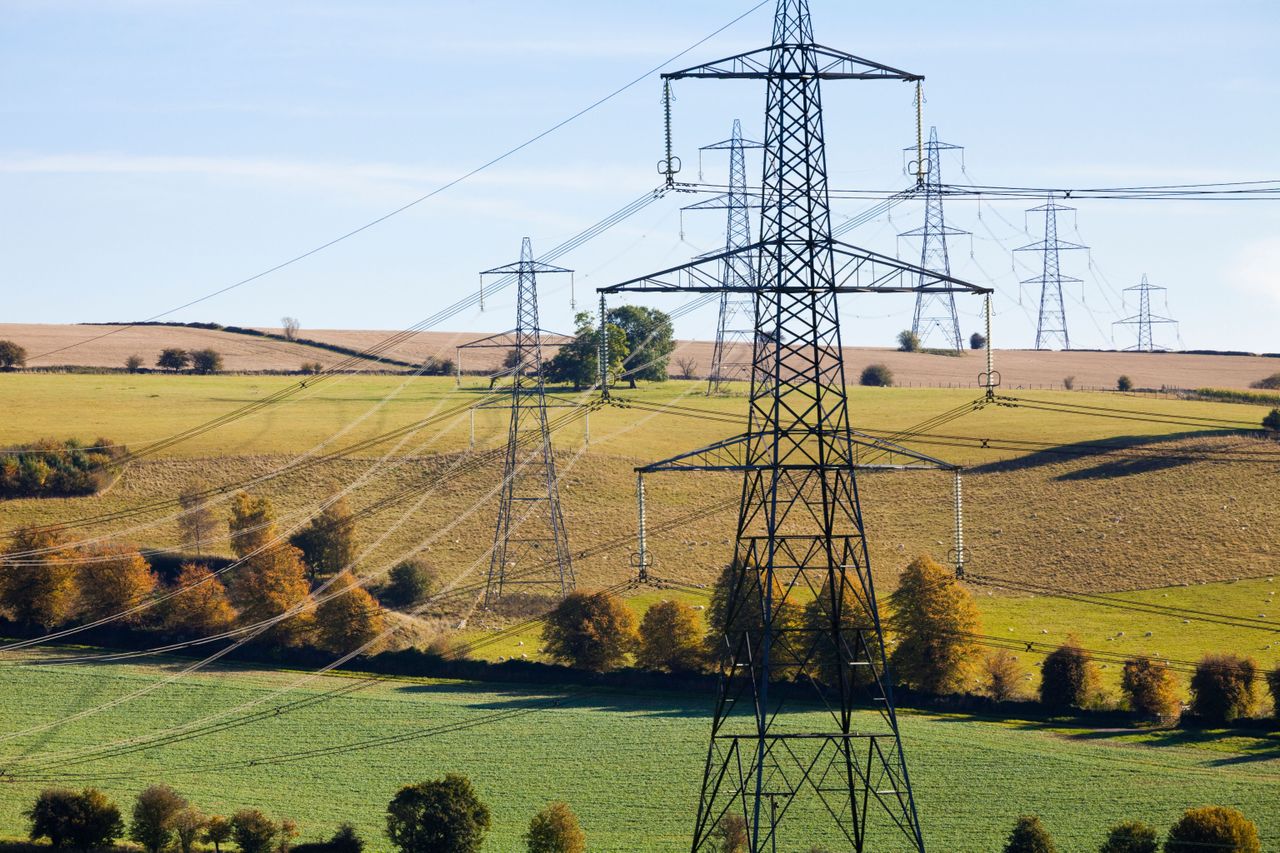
[683,119,762,393]
[901,126,968,350]
[1113,274,1178,351]
[1016,196,1086,350]
[599,1,989,849]
[480,238,575,606]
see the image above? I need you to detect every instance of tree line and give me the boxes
[0,438,126,499]
[1001,807,1261,853]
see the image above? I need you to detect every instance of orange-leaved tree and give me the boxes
[75,544,157,624]
[313,571,384,654]
[228,544,312,645]
[887,555,982,694]
[636,599,704,673]
[228,492,277,559]
[0,526,78,627]
[161,564,237,635]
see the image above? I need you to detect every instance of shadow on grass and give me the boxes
[965,429,1244,479]
[395,679,711,719]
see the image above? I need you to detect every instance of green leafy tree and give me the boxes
[130,784,189,853]
[887,555,983,694]
[231,809,279,853]
[1039,637,1102,711]
[203,815,233,853]
[544,311,628,391]
[636,599,704,673]
[383,559,437,609]
[0,339,27,369]
[1117,375,1133,392]
[607,304,674,387]
[290,496,357,578]
[1189,654,1257,723]
[126,354,145,372]
[541,589,638,671]
[190,348,223,374]
[969,332,986,349]
[897,329,920,352]
[1263,408,1280,431]
[860,363,893,387]
[157,348,191,371]
[1165,806,1260,853]
[385,774,491,853]
[1120,656,1181,719]
[1099,820,1157,853]
[27,787,124,850]
[1003,815,1056,853]
[524,802,585,853]
[708,814,748,853]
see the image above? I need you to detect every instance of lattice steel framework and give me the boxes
[1016,197,1086,350]
[1113,274,1177,352]
[901,126,968,350]
[599,2,988,850]
[480,238,575,606]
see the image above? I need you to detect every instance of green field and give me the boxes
[0,656,1275,853]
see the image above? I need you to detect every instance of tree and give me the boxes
[1189,654,1257,723]
[177,482,219,555]
[130,784,189,853]
[541,589,637,671]
[385,774,491,853]
[969,332,986,350]
[229,491,277,558]
[637,599,704,673]
[282,316,301,341]
[232,809,279,853]
[1099,820,1158,853]
[126,354,145,372]
[26,788,79,848]
[229,544,313,644]
[544,311,628,391]
[278,818,299,853]
[383,559,437,609]
[708,814,748,853]
[157,348,191,371]
[421,356,456,377]
[1003,815,1056,853]
[0,339,27,369]
[803,581,883,690]
[1116,375,1133,392]
[674,355,698,380]
[76,544,157,623]
[1062,375,1076,391]
[607,305,674,387]
[524,802,585,853]
[1267,664,1280,719]
[1249,371,1280,390]
[0,526,77,627]
[1039,638,1101,711]
[314,571,385,653]
[982,649,1027,701]
[203,815,233,853]
[329,823,365,853]
[162,563,238,634]
[887,555,983,694]
[290,497,357,579]
[705,560,799,666]
[27,787,124,850]
[1165,806,1260,853]
[859,363,893,387]
[172,807,207,853]
[301,361,323,375]
[1263,408,1280,432]
[191,348,223,374]
[897,329,920,352]
[1121,656,1181,719]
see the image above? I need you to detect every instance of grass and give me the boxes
[0,656,1275,853]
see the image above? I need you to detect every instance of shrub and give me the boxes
[887,555,983,694]
[130,784,189,853]
[1267,664,1280,719]
[329,823,365,853]
[1099,820,1158,853]
[1250,371,1280,390]
[706,560,799,666]
[541,589,638,671]
[0,339,27,369]
[524,802,585,853]
[0,437,126,499]
[290,497,357,578]
[203,815,233,853]
[301,361,323,375]
[860,363,893,387]
[1116,375,1133,392]
[26,787,124,850]
[897,329,920,352]
[314,572,385,654]
[1003,815,1056,853]
[1263,408,1280,432]
[157,348,191,371]
[0,526,78,627]
[232,809,278,853]
[1121,656,1181,719]
[421,356,456,376]
[75,544,158,623]
[382,559,437,609]
[1189,654,1257,723]
[126,354,144,372]
[1062,375,1075,390]
[1165,806,1260,853]
[190,348,223,374]
[385,774,490,853]
[708,814,748,853]
[1039,638,1101,711]
[636,599,704,673]
[982,649,1027,701]
[161,563,237,635]
[969,332,986,349]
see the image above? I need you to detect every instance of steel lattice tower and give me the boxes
[1016,196,1086,350]
[599,2,988,849]
[481,238,575,606]
[901,127,968,350]
[1113,273,1177,351]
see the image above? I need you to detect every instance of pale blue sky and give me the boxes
[1,1,1277,351]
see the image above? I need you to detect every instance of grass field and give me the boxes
[0,656,1275,853]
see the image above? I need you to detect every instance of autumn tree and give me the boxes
[278,818,299,853]
[314,572,385,654]
[75,544,157,623]
[161,563,237,635]
[1165,806,1260,853]
[1003,815,1056,853]
[177,483,219,556]
[229,544,312,644]
[130,784,188,853]
[1267,664,1280,720]
[290,496,357,579]
[1121,656,1181,719]
[231,810,278,853]
[0,526,77,627]
[1189,654,1257,723]
[1039,637,1102,711]
[636,599,704,673]
[887,555,983,694]
[524,802,585,853]
[203,815,233,853]
[708,814,748,853]
[982,649,1027,702]
[172,807,207,853]
[385,775,491,853]
[27,787,124,850]
[541,589,638,671]
[1099,820,1158,853]
[803,581,883,690]
[706,560,799,666]
[228,491,277,558]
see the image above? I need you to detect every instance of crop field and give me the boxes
[0,656,1276,853]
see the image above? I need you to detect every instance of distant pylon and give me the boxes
[901,126,968,350]
[481,238,575,606]
[1016,196,1087,350]
[1113,273,1178,351]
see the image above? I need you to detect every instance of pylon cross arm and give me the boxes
[664,44,921,81]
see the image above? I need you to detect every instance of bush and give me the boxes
[385,774,490,853]
[1165,806,1260,853]
[1189,654,1257,723]
[130,784,189,853]
[708,814,748,853]
[382,559,437,609]
[421,356,456,376]
[26,787,124,850]
[126,354,144,372]
[541,590,637,671]
[524,802,585,853]
[636,599,704,673]
[0,339,27,369]
[887,555,983,694]
[1121,656,1181,719]
[1098,820,1157,853]
[1250,371,1280,390]
[896,330,920,352]
[232,809,278,853]
[1062,375,1075,390]
[982,649,1027,701]
[301,361,323,375]
[1039,638,1101,711]
[1263,408,1280,432]
[190,348,223,374]
[970,332,986,350]
[860,363,893,387]
[0,437,127,499]
[1267,664,1280,719]
[156,348,190,371]
[1116,375,1133,392]
[1003,815,1056,853]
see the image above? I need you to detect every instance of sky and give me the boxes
[1,0,1277,352]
